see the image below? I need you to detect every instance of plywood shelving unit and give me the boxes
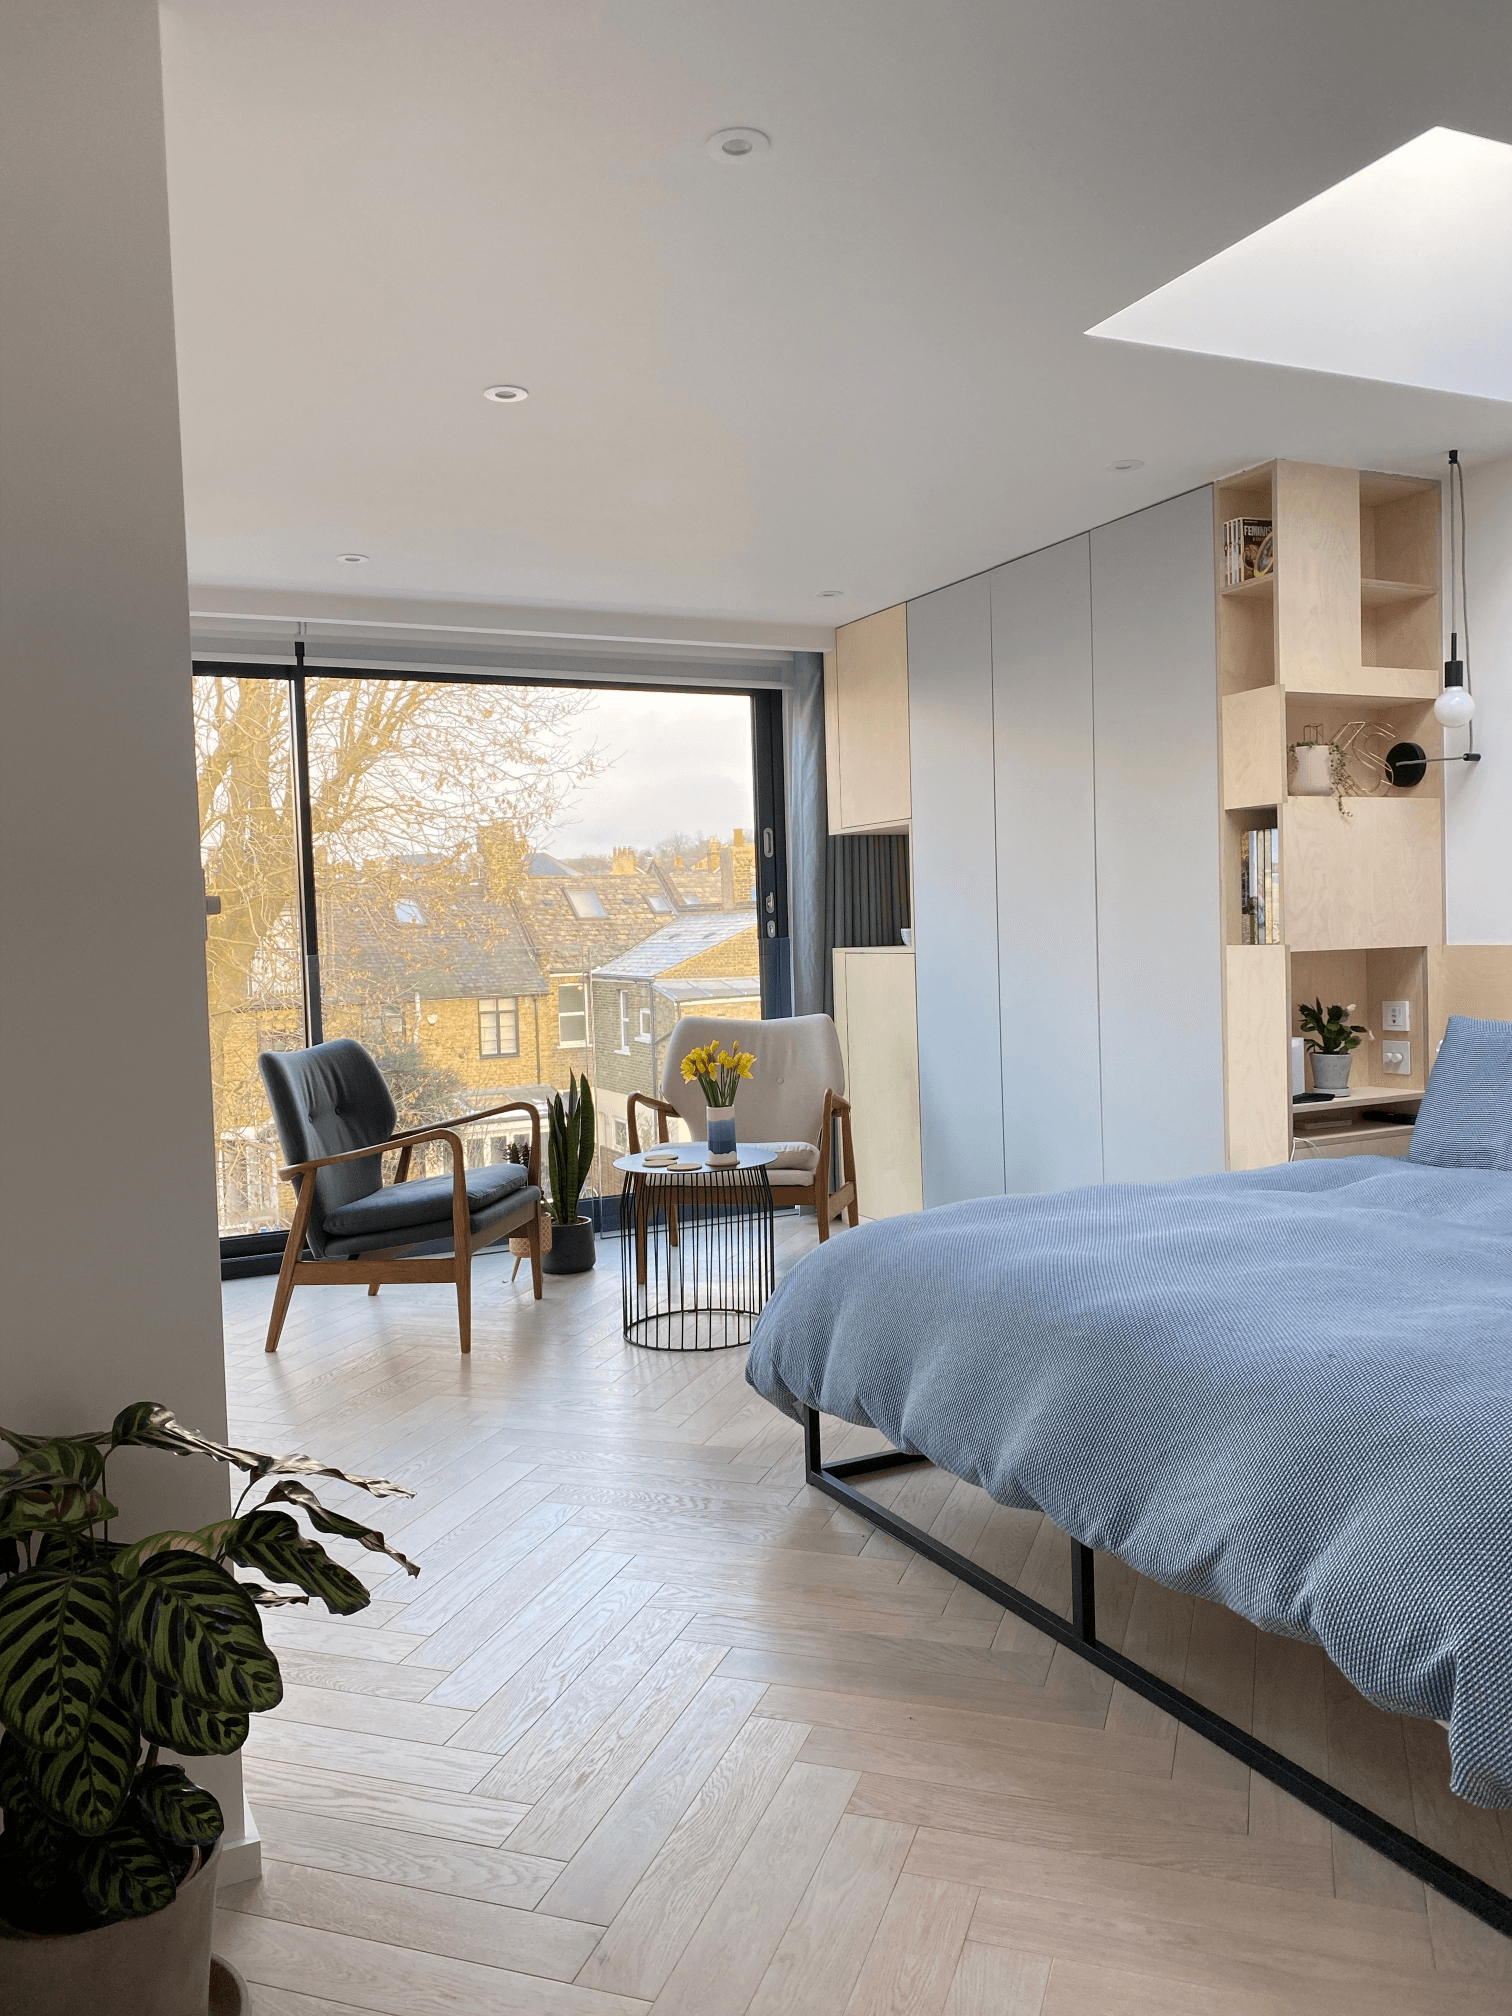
[1216,460,1445,1170]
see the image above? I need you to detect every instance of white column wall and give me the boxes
[1,0,247,1864]
[907,575,1006,1207]
[908,490,1223,1197]
[1446,453,1512,943]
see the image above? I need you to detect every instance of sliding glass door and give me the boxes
[195,667,774,1243]
[195,676,304,1235]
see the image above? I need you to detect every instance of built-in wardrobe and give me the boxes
[908,488,1225,1207]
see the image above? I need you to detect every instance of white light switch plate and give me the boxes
[1382,1041,1412,1076]
[1382,999,1411,1032]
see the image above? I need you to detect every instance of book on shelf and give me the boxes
[1222,516,1275,587]
[1238,825,1281,944]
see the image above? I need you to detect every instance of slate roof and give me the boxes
[592,911,758,983]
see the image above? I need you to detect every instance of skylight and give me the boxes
[563,887,607,920]
[1087,127,1512,402]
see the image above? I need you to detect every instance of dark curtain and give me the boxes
[786,653,829,1018]
[823,833,912,1015]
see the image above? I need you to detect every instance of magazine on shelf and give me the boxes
[1222,516,1275,587]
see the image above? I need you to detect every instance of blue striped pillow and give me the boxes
[1409,1015,1512,1171]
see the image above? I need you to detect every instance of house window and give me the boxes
[563,887,607,920]
[646,893,672,913]
[381,1004,406,1044]
[478,997,519,1057]
[558,981,588,1046]
[617,989,631,1053]
[638,1006,653,1043]
[613,1118,628,1150]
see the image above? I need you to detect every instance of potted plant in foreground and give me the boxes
[542,1070,597,1273]
[681,1040,755,1161]
[1299,998,1371,1093]
[0,1401,418,2015]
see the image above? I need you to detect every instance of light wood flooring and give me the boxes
[215,1215,1512,2015]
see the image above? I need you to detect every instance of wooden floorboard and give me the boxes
[217,1225,1512,2012]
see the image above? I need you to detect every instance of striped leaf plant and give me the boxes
[0,1401,419,1934]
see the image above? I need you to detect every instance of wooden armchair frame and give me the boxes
[265,1100,543,1357]
[626,1089,858,1241]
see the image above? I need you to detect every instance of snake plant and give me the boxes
[0,1402,418,1934]
[547,1070,595,1224]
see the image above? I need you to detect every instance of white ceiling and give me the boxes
[160,0,1512,643]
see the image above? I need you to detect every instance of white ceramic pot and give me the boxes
[0,1845,222,2016]
[1310,1051,1353,1092]
[1292,744,1334,795]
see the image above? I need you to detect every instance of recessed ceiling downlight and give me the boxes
[818,589,844,599]
[1108,459,1144,472]
[708,128,770,162]
[483,384,529,403]
[338,553,369,565]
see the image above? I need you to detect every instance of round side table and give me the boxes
[615,1144,777,1350]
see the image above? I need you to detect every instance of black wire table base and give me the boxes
[802,1407,1512,1939]
[620,1164,776,1351]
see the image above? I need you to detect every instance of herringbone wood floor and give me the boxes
[214,1216,1512,2015]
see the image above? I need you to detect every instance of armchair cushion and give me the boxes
[323,1181,541,1261]
[661,1014,844,1148]
[764,1140,821,1171]
[323,1160,530,1238]
[259,1040,398,1256]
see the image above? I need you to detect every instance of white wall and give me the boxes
[1445,452,1512,944]
[0,0,246,1865]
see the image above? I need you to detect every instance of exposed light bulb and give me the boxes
[1435,685,1476,728]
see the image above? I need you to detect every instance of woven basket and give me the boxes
[509,1205,552,1259]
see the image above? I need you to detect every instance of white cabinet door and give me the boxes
[991,536,1103,1191]
[1091,490,1224,1181]
[907,575,1004,1206]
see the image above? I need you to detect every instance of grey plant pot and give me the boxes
[0,1844,226,2016]
[541,1216,596,1274]
[1310,1051,1353,1092]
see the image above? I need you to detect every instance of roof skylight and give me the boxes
[1087,127,1512,403]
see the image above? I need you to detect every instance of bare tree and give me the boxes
[196,675,596,1226]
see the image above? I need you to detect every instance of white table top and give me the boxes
[614,1143,778,1175]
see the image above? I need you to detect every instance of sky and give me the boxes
[538,687,755,858]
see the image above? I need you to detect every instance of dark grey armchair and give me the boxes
[258,1039,545,1356]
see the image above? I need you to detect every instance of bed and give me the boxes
[745,1016,1512,1928]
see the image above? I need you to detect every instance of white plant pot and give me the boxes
[1292,744,1334,796]
[1310,1051,1353,1092]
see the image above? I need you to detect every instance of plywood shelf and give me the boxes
[1215,460,1445,1170]
[1292,1084,1421,1117]
[1282,665,1439,704]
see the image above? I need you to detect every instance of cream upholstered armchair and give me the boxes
[628,1014,859,1239]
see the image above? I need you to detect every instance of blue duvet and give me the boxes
[746,1157,1512,1804]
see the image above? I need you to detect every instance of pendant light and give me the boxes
[1384,449,1484,783]
[1435,450,1476,731]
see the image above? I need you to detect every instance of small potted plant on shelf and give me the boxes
[542,1070,597,1274]
[0,1401,418,2016]
[681,1041,756,1161]
[1299,999,1372,1093]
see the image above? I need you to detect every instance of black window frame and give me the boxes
[192,655,792,1273]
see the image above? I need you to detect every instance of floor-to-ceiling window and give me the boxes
[195,668,777,1247]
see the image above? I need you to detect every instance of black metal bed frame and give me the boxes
[802,1407,1512,1938]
